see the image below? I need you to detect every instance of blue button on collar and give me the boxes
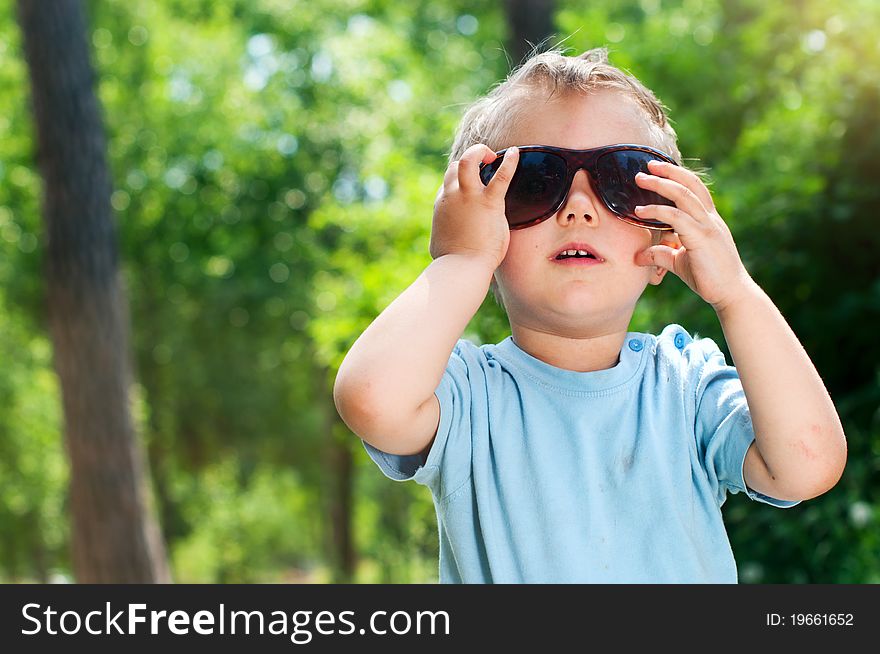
[628,338,643,352]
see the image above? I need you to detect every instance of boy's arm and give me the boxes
[632,159,847,503]
[333,253,495,456]
[333,144,519,458]
[715,280,847,502]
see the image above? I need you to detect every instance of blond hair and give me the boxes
[449,46,685,164]
[447,45,698,310]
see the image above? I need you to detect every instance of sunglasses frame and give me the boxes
[478,143,679,231]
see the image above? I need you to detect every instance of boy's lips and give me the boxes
[549,241,605,265]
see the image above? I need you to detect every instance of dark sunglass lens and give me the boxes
[596,150,676,223]
[502,151,567,227]
[478,158,500,186]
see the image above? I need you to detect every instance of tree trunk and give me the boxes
[313,359,355,582]
[328,428,356,582]
[503,0,558,67]
[17,0,170,583]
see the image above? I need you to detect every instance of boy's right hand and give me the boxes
[429,144,520,271]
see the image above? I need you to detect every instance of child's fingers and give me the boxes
[485,146,519,200]
[636,243,684,273]
[433,180,447,207]
[636,172,706,224]
[443,160,459,187]
[647,160,715,212]
[457,144,495,193]
[634,204,699,233]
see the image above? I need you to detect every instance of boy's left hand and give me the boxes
[632,159,754,313]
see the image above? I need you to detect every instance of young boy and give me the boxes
[333,48,847,583]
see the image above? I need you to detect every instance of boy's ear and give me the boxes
[647,232,682,286]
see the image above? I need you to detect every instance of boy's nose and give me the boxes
[555,168,601,226]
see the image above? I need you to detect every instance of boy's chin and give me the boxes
[525,304,613,331]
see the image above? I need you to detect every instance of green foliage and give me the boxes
[170,460,322,582]
[1,0,877,583]
[0,292,66,582]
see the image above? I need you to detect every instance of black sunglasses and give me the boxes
[478,143,678,230]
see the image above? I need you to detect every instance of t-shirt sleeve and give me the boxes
[361,339,475,501]
[690,337,801,509]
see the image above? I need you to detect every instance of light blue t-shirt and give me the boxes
[363,323,801,583]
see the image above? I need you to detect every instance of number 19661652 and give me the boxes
[766,613,854,627]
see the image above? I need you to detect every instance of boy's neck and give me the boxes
[509,323,628,373]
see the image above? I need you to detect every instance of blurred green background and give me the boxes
[0,0,877,583]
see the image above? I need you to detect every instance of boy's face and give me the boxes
[494,89,681,334]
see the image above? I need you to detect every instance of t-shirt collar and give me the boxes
[490,332,649,394]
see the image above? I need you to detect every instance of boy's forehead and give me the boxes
[506,89,657,150]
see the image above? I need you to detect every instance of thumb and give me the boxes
[637,245,681,272]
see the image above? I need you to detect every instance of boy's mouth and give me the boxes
[550,241,605,264]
